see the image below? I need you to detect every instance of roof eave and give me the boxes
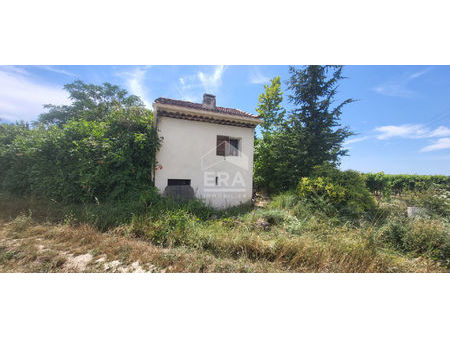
[153,102,261,126]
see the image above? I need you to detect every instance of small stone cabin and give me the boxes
[152,94,261,209]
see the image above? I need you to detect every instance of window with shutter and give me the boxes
[216,135,241,156]
[216,135,229,156]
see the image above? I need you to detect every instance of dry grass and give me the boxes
[0,192,447,273]
[0,213,445,273]
[0,216,286,273]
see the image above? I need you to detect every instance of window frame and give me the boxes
[167,179,191,186]
[216,135,241,157]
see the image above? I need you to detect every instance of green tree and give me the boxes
[39,80,144,126]
[254,66,354,192]
[254,77,286,191]
[1,81,161,203]
[285,66,354,172]
[256,76,285,134]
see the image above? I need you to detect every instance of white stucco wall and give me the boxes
[154,116,255,209]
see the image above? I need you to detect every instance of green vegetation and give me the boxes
[1,189,448,272]
[0,75,449,273]
[0,82,160,203]
[363,172,450,196]
[297,166,376,219]
[254,66,354,192]
[253,76,286,191]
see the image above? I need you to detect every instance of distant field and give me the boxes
[363,173,450,196]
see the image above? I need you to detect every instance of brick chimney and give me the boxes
[202,93,216,109]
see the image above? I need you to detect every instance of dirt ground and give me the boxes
[0,221,157,272]
[0,218,284,273]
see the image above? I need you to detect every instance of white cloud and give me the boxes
[2,66,31,76]
[374,123,450,152]
[37,66,76,77]
[428,126,450,137]
[0,67,69,122]
[177,66,226,102]
[117,66,152,107]
[343,136,369,145]
[249,70,270,85]
[373,84,413,98]
[197,65,225,93]
[420,138,450,152]
[374,124,450,140]
[373,67,431,97]
[375,124,429,140]
[409,67,431,79]
[176,74,200,102]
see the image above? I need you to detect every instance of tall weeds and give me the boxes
[1,191,448,272]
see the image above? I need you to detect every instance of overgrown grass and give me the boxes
[0,191,218,231]
[1,190,448,272]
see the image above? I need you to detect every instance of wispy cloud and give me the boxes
[374,124,450,140]
[2,66,31,76]
[37,66,76,77]
[249,69,270,85]
[198,65,225,92]
[373,84,413,98]
[428,126,450,137]
[0,67,69,122]
[177,75,201,102]
[177,66,226,102]
[343,136,370,145]
[116,66,152,107]
[409,67,431,79]
[373,123,450,152]
[373,67,432,98]
[421,138,450,152]
[375,124,429,139]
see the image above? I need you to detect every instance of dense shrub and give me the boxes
[0,107,160,203]
[413,186,450,217]
[378,218,450,265]
[0,81,161,204]
[297,166,376,219]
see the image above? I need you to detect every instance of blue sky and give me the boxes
[0,65,449,175]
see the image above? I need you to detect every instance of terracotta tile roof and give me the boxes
[154,97,261,120]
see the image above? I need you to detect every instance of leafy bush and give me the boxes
[413,186,450,217]
[378,218,450,265]
[0,108,160,203]
[297,166,376,219]
[403,220,449,259]
[0,81,161,204]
